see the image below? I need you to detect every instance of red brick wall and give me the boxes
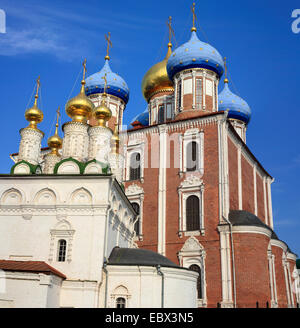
[272,245,288,307]
[228,137,239,210]
[234,233,271,307]
[241,156,254,213]
[256,173,265,223]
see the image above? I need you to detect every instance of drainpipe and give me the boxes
[223,215,237,308]
[103,258,108,308]
[156,265,164,308]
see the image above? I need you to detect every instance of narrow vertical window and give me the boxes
[186,195,200,231]
[189,264,202,299]
[116,297,126,308]
[158,105,164,124]
[186,141,198,172]
[177,80,182,111]
[214,82,217,110]
[130,153,141,180]
[58,239,67,262]
[131,202,140,235]
[195,79,202,109]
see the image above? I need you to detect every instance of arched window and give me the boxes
[116,297,126,308]
[158,105,164,124]
[186,195,200,231]
[186,141,198,172]
[130,153,141,181]
[131,202,140,235]
[57,239,67,262]
[189,264,202,299]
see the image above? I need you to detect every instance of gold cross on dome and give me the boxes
[35,76,40,98]
[82,58,87,80]
[191,2,197,31]
[56,106,61,125]
[167,16,174,44]
[102,73,108,94]
[105,32,112,60]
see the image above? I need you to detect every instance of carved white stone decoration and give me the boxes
[180,175,204,189]
[62,122,89,161]
[88,126,112,163]
[43,154,61,174]
[109,153,124,183]
[181,236,204,253]
[70,187,92,204]
[18,128,43,165]
[125,184,144,196]
[34,188,57,205]
[1,188,23,205]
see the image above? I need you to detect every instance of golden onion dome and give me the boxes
[142,43,174,102]
[65,79,95,123]
[25,77,43,130]
[110,123,120,154]
[47,108,62,155]
[92,93,112,127]
[25,95,44,129]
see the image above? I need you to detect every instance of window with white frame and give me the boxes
[178,236,207,307]
[131,202,140,236]
[189,264,203,299]
[180,129,204,175]
[125,184,144,240]
[49,219,75,263]
[178,175,205,236]
[125,141,145,182]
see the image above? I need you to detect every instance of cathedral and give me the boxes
[0,4,299,308]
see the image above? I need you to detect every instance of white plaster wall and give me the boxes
[0,176,135,308]
[101,265,198,308]
[0,271,62,308]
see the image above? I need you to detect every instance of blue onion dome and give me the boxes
[130,108,149,128]
[85,59,129,104]
[167,31,224,81]
[218,82,251,124]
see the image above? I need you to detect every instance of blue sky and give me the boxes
[0,0,299,256]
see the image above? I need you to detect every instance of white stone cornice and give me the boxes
[286,252,297,261]
[231,225,272,238]
[270,239,288,252]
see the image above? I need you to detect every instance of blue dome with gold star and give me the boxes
[85,60,129,104]
[130,108,149,128]
[218,82,251,124]
[167,31,224,80]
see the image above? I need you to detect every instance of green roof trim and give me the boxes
[296,259,300,269]
[84,159,110,175]
[10,161,41,175]
[54,157,84,174]
[54,157,111,175]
